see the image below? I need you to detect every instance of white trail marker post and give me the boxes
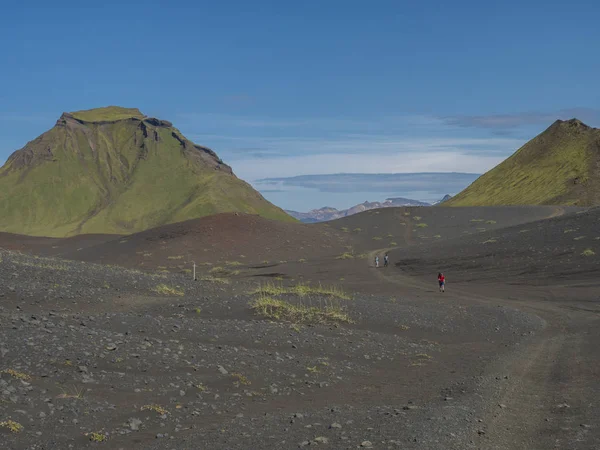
[192,261,196,281]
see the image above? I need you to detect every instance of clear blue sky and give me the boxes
[1,0,599,210]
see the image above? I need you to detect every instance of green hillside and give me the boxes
[445,119,600,207]
[0,107,293,237]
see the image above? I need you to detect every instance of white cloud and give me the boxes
[231,150,506,181]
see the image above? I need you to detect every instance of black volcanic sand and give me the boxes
[1,206,599,449]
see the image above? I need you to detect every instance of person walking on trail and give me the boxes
[384,253,389,267]
[375,255,379,268]
[438,272,445,292]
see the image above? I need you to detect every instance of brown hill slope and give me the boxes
[0,106,292,237]
[445,119,600,206]
[63,213,348,270]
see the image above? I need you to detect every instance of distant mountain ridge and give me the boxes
[287,197,431,222]
[0,106,292,237]
[446,119,600,206]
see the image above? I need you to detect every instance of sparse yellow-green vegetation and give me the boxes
[390,241,398,246]
[141,404,169,415]
[0,420,23,433]
[341,227,349,232]
[57,385,85,399]
[413,216,422,221]
[231,373,251,385]
[167,255,184,260]
[372,236,382,241]
[195,307,202,314]
[483,239,497,244]
[1,369,31,381]
[195,383,207,392]
[298,258,307,263]
[209,266,240,276]
[353,228,362,232]
[415,223,428,228]
[470,219,484,222]
[251,295,353,325]
[251,282,351,300]
[486,220,497,224]
[581,249,595,256]
[87,431,107,442]
[336,252,355,260]
[434,235,441,239]
[306,366,319,373]
[564,229,576,234]
[153,284,184,296]
[574,236,586,240]
[226,261,242,266]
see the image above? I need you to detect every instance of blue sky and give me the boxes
[1,0,599,210]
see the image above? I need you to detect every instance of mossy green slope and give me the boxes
[0,107,293,237]
[445,119,600,207]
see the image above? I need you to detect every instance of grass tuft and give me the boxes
[153,284,184,296]
[1,369,31,381]
[415,223,428,228]
[581,249,595,256]
[251,282,351,300]
[0,420,23,433]
[141,404,169,415]
[336,252,355,260]
[251,295,352,324]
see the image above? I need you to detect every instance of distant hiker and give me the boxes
[438,272,445,292]
[384,253,389,267]
[375,255,379,268]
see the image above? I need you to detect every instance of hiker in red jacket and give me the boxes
[438,272,445,292]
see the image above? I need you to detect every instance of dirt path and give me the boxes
[370,249,600,449]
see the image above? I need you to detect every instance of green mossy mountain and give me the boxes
[0,106,293,237]
[445,119,600,207]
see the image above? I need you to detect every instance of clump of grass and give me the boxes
[1,369,31,381]
[153,284,184,296]
[483,239,497,244]
[87,431,107,442]
[57,385,85,399]
[336,252,354,260]
[433,235,441,239]
[141,404,169,415]
[485,220,497,224]
[403,212,411,216]
[251,295,353,325]
[195,307,202,314]
[519,229,530,233]
[195,383,207,392]
[231,373,251,385]
[341,227,349,232]
[298,258,307,263]
[581,249,595,256]
[412,216,422,221]
[390,241,398,246]
[353,228,362,232]
[0,420,23,433]
[372,236,382,241]
[564,229,576,234]
[415,223,428,228]
[470,219,484,222]
[306,366,319,373]
[251,282,351,300]
[226,261,242,266]
[167,255,184,260]
[210,266,240,276]
[574,236,586,241]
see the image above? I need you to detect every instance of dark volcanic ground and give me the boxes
[1,206,599,449]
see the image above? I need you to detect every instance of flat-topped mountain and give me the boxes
[0,106,291,236]
[446,119,600,206]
